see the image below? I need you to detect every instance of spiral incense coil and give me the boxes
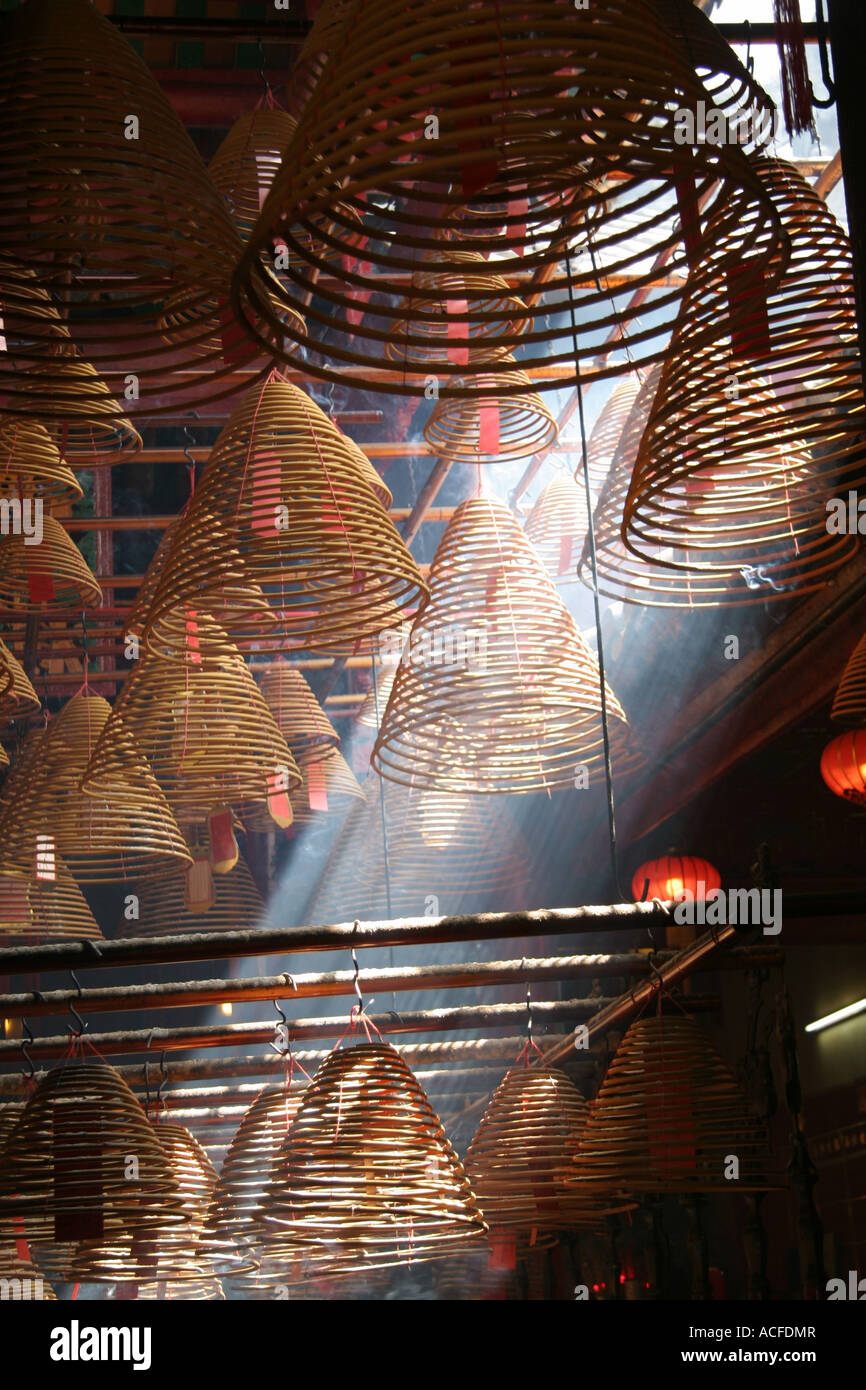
[122,853,264,938]
[285,0,359,117]
[340,433,393,510]
[372,497,639,793]
[141,1121,220,1283]
[355,667,397,731]
[830,634,866,726]
[0,0,282,420]
[0,1062,186,1282]
[423,358,557,463]
[135,1276,225,1300]
[0,1250,57,1300]
[0,638,40,719]
[583,376,643,492]
[0,692,191,884]
[143,377,428,657]
[0,857,103,945]
[0,517,102,612]
[435,1248,520,1300]
[82,616,301,827]
[568,1016,780,1196]
[0,419,83,506]
[524,473,589,581]
[259,661,340,760]
[465,1065,619,1244]
[233,0,783,397]
[624,157,866,579]
[255,1043,487,1277]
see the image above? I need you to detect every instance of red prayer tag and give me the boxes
[53,1099,104,1242]
[306,760,329,812]
[267,769,294,829]
[448,298,469,367]
[11,1216,30,1263]
[0,875,29,917]
[478,404,500,455]
[219,303,248,367]
[727,261,771,360]
[185,609,201,665]
[26,566,55,603]
[557,534,573,577]
[675,171,702,269]
[647,1079,697,1171]
[488,1230,517,1271]
[209,809,239,873]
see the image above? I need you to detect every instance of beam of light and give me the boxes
[805,997,866,1034]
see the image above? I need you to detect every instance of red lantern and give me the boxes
[820,730,866,806]
[631,854,721,902]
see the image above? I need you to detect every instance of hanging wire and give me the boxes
[371,637,398,1010]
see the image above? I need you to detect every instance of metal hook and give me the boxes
[744,18,754,76]
[20,1018,35,1080]
[257,38,272,99]
[156,1052,168,1112]
[351,939,364,1015]
[812,0,836,108]
[269,998,289,1055]
[525,981,532,1042]
[67,970,87,1038]
[143,1058,151,1117]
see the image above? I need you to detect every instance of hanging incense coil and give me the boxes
[583,376,643,492]
[0,419,83,506]
[524,472,589,582]
[623,156,866,597]
[259,661,340,761]
[355,667,397,731]
[0,638,40,719]
[285,0,358,117]
[245,749,363,832]
[830,634,866,726]
[0,517,102,612]
[388,253,529,370]
[143,377,428,657]
[135,1276,225,1300]
[0,1062,186,1282]
[0,0,283,421]
[0,856,103,945]
[82,615,301,827]
[465,1064,620,1247]
[122,852,263,938]
[568,1016,780,1196]
[254,1043,487,1278]
[233,0,782,397]
[0,693,191,884]
[373,497,639,792]
[0,1250,57,1300]
[141,1121,220,1283]
[423,357,557,463]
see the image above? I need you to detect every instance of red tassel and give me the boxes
[774,0,814,138]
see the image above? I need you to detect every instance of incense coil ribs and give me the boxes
[284,0,358,117]
[830,632,866,725]
[435,1247,520,1300]
[0,692,191,884]
[233,0,783,397]
[0,419,83,506]
[373,497,640,793]
[567,1016,780,1195]
[140,1121,221,1284]
[82,615,301,828]
[0,855,103,945]
[0,637,40,718]
[0,0,284,422]
[0,1062,188,1282]
[142,377,428,657]
[0,1249,57,1299]
[423,357,558,463]
[354,667,397,731]
[621,157,866,601]
[0,516,102,612]
[583,376,643,493]
[339,433,393,511]
[524,472,589,582]
[134,1276,225,1300]
[121,852,264,939]
[253,1042,488,1278]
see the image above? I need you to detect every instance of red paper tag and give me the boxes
[478,404,500,455]
[447,298,469,367]
[306,760,329,812]
[209,810,239,873]
[11,1215,30,1263]
[53,1099,104,1242]
[184,857,214,911]
[267,769,294,829]
[26,566,55,603]
[252,453,283,535]
[185,609,201,665]
[727,262,771,360]
[0,308,6,354]
[219,303,248,367]
[675,171,702,269]
[488,1230,517,1271]
[647,1079,697,1173]
[507,197,528,255]
[557,534,573,577]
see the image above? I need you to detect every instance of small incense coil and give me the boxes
[0,1250,57,1300]
[423,358,557,463]
[259,661,340,761]
[0,1062,186,1282]
[465,1064,619,1247]
[0,692,191,884]
[373,497,639,792]
[143,376,428,656]
[830,634,866,726]
[524,472,589,581]
[354,667,397,731]
[388,253,529,370]
[0,517,102,612]
[233,0,782,397]
[82,615,301,827]
[254,1042,488,1278]
[568,1016,780,1196]
[0,419,83,505]
[0,0,281,421]
[583,376,643,492]
[121,852,264,938]
[0,638,40,718]
[0,856,103,945]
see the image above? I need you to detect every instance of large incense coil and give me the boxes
[0,419,83,505]
[0,693,191,884]
[568,1016,779,1196]
[0,0,282,421]
[82,616,301,826]
[254,1043,487,1277]
[0,517,102,612]
[233,0,783,397]
[355,667,397,731]
[524,472,589,582]
[0,1062,186,1282]
[0,857,103,945]
[122,853,264,938]
[423,358,557,463]
[143,377,428,657]
[372,497,639,793]
[831,635,866,726]
[583,377,643,492]
[259,662,340,760]
[0,1250,57,1300]
[464,1064,618,1244]
[388,253,529,370]
[0,638,40,719]
[624,157,866,580]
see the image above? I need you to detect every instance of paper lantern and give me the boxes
[423,357,557,463]
[631,855,721,902]
[255,1043,487,1278]
[0,517,102,611]
[524,472,589,581]
[233,0,782,396]
[830,635,866,726]
[568,1016,779,1195]
[820,731,866,808]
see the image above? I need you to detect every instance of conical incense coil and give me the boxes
[0,1250,57,1300]
[465,1064,618,1245]
[339,432,393,510]
[255,1042,487,1277]
[830,633,866,726]
[143,377,428,656]
[141,1121,220,1283]
[0,1062,186,1282]
[245,748,363,832]
[82,615,301,826]
[0,517,102,612]
[233,0,782,397]
[0,0,283,420]
[259,661,340,761]
[388,253,529,370]
[568,1016,780,1196]
[624,157,866,569]
[373,497,638,792]
[0,419,83,506]
[524,472,589,581]
[423,358,557,463]
[0,638,40,718]
[583,376,643,492]
[0,856,103,945]
[355,667,397,731]
[122,852,263,938]
[0,693,191,884]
